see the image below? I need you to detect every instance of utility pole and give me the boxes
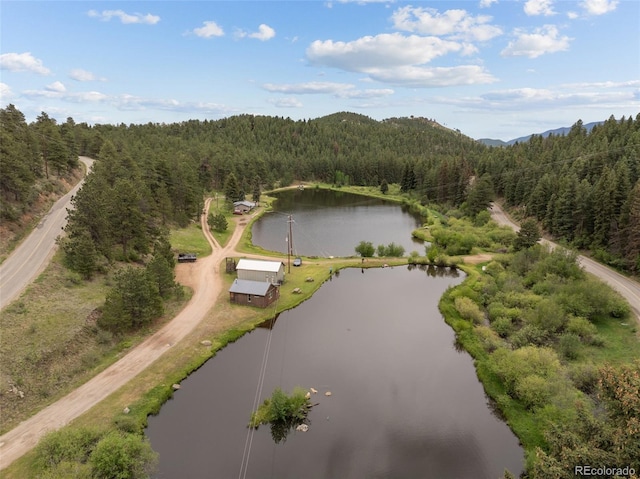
[287,214,293,273]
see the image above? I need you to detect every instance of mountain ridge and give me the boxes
[477,121,603,146]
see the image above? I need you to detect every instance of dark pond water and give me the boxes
[251,189,425,257]
[146,267,524,479]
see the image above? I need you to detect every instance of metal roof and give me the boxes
[233,201,256,208]
[236,259,283,273]
[229,279,273,296]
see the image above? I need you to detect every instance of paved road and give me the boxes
[490,203,640,323]
[0,157,94,310]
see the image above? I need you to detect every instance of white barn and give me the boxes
[235,259,285,284]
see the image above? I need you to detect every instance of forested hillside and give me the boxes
[0,105,81,226]
[477,114,640,273]
[2,104,638,274]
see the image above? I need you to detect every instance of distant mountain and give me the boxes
[477,121,603,147]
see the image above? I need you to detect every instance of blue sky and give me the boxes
[1,0,638,140]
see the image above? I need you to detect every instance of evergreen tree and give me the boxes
[99,267,163,333]
[553,175,578,241]
[224,172,241,203]
[0,104,38,205]
[380,178,389,194]
[61,229,99,279]
[465,174,494,216]
[514,219,541,251]
[252,175,261,204]
[623,181,640,271]
[147,254,176,299]
[34,112,69,178]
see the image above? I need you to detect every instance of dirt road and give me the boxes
[490,203,640,323]
[0,197,247,470]
[0,157,94,310]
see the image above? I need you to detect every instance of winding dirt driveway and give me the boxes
[490,203,640,324]
[0,197,247,470]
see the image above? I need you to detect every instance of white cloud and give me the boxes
[328,0,395,5]
[191,21,225,38]
[307,33,462,71]
[560,79,640,89]
[46,81,66,92]
[0,52,51,75]
[501,25,571,58]
[23,88,108,102]
[391,6,503,42]
[479,0,498,8]
[69,69,105,82]
[306,33,497,87]
[87,9,160,25]
[579,0,618,15]
[442,80,640,113]
[0,82,13,100]
[263,81,354,94]
[368,65,497,87]
[267,97,304,108]
[263,81,394,98]
[114,94,237,115]
[338,88,394,99]
[249,24,276,41]
[524,0,557,16]
[72,91,109,103]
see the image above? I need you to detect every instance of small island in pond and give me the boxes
[249,387,315,444]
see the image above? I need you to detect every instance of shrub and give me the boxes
[484,261,505,277]
[355,240,375,257]
[492,316,514,338]
[89,431,157,479]
[376,242,405,257]
[558,333,582,360]
[454,297,485,324]
[566,316,598,343]
[490,346,562,396]
[249,387,312,444]
[568,363,599,394]
[35,427,102,469]
[515,374,552,410]
[511,324,548,348]
[474,210,491,226]
[426,245,439,263]
[475,325,504,352]
[524,298,566,333]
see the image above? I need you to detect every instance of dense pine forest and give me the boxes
[1,104,639,274]
[478,115,640,272]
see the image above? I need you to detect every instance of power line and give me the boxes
[238,294,282,479]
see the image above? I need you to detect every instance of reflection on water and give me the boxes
[146,267,524,479]
[252,189,424,257]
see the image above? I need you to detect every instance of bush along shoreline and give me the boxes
[440,244,640,478]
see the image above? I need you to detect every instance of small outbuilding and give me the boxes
[233,201,256,214]
[229,279,279,308]
[236,259,285,284]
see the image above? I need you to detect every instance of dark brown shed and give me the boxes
[228,279,279,308]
